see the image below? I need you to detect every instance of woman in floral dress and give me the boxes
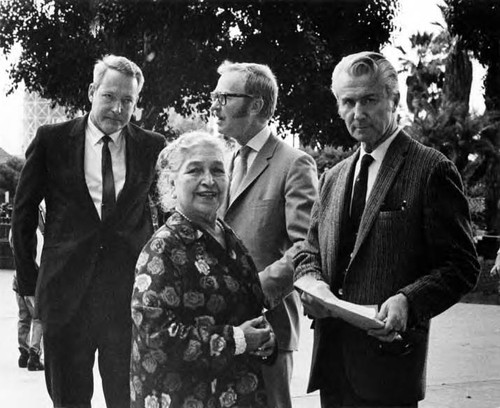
[130,131,276,408]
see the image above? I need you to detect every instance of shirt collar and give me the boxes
[86,117,124,146]
[238,126,271,153]
[360,127,401,163]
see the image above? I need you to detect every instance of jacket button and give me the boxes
[338,288,343,296]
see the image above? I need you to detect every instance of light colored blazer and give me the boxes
[223,133,318,350]
[294,130,480,403]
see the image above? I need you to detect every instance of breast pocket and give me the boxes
[373,210,410,253]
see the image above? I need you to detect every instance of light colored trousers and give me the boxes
[261,350,293,408]
[16,294,43,353]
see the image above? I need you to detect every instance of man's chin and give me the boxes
[102,122,125,134]
[352,129,373,141]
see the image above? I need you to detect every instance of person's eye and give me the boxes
[186,167,202,174]
[213,167,226,175]
[123,99,133,106]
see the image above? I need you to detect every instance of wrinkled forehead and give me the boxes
[335,72,386,99]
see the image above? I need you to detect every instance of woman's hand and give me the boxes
[238,315,274,353]
[250,316,276,359]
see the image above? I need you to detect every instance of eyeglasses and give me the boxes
[210,91,255,106]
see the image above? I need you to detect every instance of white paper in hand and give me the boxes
[294,275,384,330]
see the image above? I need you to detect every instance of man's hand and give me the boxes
[24,296,36,309]
[490,251,500,277]
[300,292,331,319]
[368,293,409,342]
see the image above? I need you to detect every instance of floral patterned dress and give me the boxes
[130,210,269,408]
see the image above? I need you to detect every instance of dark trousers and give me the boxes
[318,320,418,408]
[43,286,132,408]
[320,388,418,408]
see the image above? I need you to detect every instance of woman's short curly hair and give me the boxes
[156,131,227,211]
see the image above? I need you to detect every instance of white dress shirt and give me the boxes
[352,127,401,204]
[84,119,127,219]
[234,125,271,171]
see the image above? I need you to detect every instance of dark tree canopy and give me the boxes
[0,0,398,147]
[444,0,500,112]
[443,0,500,233]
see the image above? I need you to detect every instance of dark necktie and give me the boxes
[350,154,374,233]
[332,153,374,295]
[230,145,251,200]
[101,135,116,221]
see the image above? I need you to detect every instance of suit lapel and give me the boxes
[326,151,358,280]
[116,124,141,208]
[227,134,278,208]
[350,131,411,260]
[219,150,236,215]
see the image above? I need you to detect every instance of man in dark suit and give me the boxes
[12,54,165,408]
[211,61,318,408]
[294,51,480,407]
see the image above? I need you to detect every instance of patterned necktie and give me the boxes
[101,135,116,221]
[230,145,252,200]
[350,154,374,232]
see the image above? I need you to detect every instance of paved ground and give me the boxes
[1,268,499,408]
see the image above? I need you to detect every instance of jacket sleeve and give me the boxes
[398,159,480,323]
[259,153,318,309]
[11,128,47,296]
[293,171,328,283]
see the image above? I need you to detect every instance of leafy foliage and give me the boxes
[303,145,354,176]
[0,156,25,199]
[444,0,500,111]
[399,23,500,233]
[0,0,398,147]
[442,0,500,233]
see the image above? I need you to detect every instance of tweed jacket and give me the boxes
[294,130,479,403]
[12,115,165,333]
[223,133,318,350]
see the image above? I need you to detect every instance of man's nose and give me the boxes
[354,102,366,119]
[111,100,123,113]
[210,100,220,112]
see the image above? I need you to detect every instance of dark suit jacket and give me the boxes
[223,134,318,350]
[294,131,479,404]
[12,115,165,333]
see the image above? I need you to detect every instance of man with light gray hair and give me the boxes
[294,51,479,407]
[12,54,165,407]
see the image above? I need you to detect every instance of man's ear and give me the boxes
[88,83,95,103]
[250,97,264,116]
[392,92,400,112]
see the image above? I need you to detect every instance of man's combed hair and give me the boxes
[331,51,399,101]
[217,61,278,120]
[93,54,145,93]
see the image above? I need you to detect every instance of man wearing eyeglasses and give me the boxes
[211,61,318,408]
